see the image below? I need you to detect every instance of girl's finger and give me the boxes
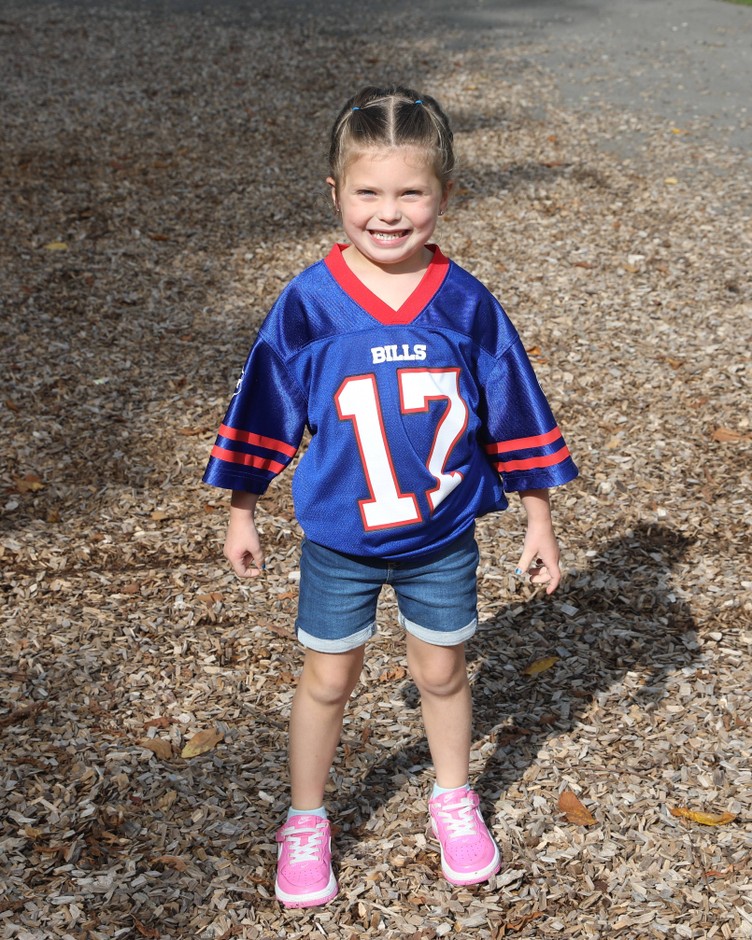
[529,564,551,583]
[515,549,537,577]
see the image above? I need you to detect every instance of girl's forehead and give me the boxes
[341,145,440,179]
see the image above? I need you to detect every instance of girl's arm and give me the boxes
[516,488,561,594]
[224,490,266,578]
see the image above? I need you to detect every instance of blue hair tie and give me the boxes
[352,106,360,111]
[414,99,423,105]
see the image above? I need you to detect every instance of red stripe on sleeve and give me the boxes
[495,443,571,473]
[211,444,288,475]
[484,427,562,456]
[218,423,297,458]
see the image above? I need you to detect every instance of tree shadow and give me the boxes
[336,521,698,837]
[471,521,698,799]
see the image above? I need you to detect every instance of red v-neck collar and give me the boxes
[324,243,449,325]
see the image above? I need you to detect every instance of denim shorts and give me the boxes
[295,527,479,653]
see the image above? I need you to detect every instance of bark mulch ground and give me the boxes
[1,4,750,939]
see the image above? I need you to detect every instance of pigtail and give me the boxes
[393,92,454,179]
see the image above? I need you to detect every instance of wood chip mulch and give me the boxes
[1,4,750,939]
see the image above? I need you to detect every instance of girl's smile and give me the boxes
[328,146,451,278]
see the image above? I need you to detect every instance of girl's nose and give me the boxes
[377,199,401,223]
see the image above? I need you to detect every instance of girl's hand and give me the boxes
[516,489,562,595]
[224,491,266,578]
[516,524,561,594]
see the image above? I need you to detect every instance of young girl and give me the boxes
[203,85,578,909]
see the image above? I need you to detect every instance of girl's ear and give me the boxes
[439,180,454,216]
[326,176,339,214]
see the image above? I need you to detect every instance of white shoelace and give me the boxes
[284,826,325,864]
[437,796,479,838]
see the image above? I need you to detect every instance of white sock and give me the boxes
[287,806,327,821]
[432,782,469,799]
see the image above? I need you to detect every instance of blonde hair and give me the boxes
[329,85,455,188]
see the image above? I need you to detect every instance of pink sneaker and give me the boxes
[275,815,338,909]
[429,788,502,886]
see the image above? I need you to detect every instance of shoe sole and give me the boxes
[275,874,338,909]
[441,843,502,886]
[429,824,503,886]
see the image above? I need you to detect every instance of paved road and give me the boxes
[13,0,752,152]
[478,0,751,153]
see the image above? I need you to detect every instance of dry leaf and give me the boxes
[152,854,188,871]
[378,665,407,682]
[722,713,748,730]
[150,510,168,521]
[13,474,45,493]
[669,807,736,826]
[139,738,173,760]
[525,345,548,363]
[43,240,68,251]
[523,656,559,676]
[664,177,678,185]
[658,355,685,369]
[120,582,140,595]
[0,702,47,729]
[181,727,224,759]
[197,592,223,603]
[711,427,750,443]
[558,787,597,826]
[507,911,544,932]
[133,918,160,939]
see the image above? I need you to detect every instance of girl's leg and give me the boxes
[405,634,472,789]
[407,633,500,886]
[288,645,365,810]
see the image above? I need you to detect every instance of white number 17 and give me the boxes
[335,368,469,531]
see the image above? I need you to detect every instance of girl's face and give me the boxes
[328,147,451,276]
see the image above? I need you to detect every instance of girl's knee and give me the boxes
[414,667,469,698]
[407,641,468,697]
[301,648,364,705]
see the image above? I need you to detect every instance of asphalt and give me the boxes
[480,0,752,153]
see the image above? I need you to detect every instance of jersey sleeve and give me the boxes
[202,337,307,494]
[481,337,578,492]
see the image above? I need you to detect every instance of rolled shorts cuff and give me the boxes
[296,620,377,653]
[398,612,478,647]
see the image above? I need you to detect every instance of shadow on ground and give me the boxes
[337,522,698,839]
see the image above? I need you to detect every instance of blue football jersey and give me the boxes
[203,245,578,560]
